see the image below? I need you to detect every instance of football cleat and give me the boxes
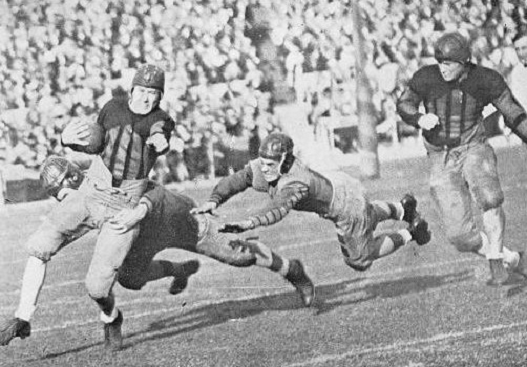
[486,258,510,286]
[408,214,431,246]
[104,310,123,351]
[401,193,418,224]
[285,260,315,307]
[512,251,527,279]
[169,260,200,295]
[0,317,31,346]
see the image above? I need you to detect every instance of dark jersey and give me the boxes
[66,98,174,183]
[397,63,527,148]
[141,183,199,251]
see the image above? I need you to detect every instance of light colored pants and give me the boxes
[325,172,397,270]
[26,159,147,299]
[428,141,503,252]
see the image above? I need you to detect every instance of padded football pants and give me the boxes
[428,141,504,253]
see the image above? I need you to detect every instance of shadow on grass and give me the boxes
[31,269,472,359]
[121,269,472,350]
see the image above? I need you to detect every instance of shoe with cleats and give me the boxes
[401,193,418,224]
[104,310,123,351]
[512,251,527,279]
[486,258,511,286]
[285,259,315,307]
[0,318,30,346]
[169,260,200,295]
[408,214,431,246]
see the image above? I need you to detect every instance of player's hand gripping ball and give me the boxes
[61,121,105,154]
[82,123,105,154]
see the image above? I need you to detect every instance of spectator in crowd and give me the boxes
[510,30,527,110]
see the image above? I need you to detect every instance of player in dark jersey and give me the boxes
[0,64,174,350]
[397,32,527,285]
[0,156,314,349]
[192,132,431,276]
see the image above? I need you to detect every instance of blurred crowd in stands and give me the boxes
[0,0,526,182]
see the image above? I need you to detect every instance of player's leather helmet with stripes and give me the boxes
[132,64,165,93]
[434,32,471,64]
[40,155,83,199]
[258,132,295,173]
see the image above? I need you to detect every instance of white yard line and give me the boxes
[282,321,527,367]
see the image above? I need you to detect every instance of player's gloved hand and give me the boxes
[219,220,254,233]
[61,120,90,146]
[190,201,218,215]
[0,317,31,346]
[109,203,149,233]
[417,113,440,130]
[147,133,169,153]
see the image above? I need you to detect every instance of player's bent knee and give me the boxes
[448,232,481,253]
[25,230,63,262]
[85,274,113,300]
[340,245,372,271]
[343,256,372,271]
[479,194,504,212]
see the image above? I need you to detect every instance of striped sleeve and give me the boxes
[248,182,309,228]
[209,165,254,205]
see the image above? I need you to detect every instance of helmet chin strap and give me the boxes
[277,152,287,175]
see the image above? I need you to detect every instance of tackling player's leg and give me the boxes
[226,239,315,307]
[195,214,315,306]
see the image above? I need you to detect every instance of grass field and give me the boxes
[2,145,527,366]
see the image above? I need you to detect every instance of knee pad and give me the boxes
[341,246,372,272]
[25,228,64,262]
[447,231,481,253]
[85,274,112,300]
[343,256,372,272]
[479,192,504,212]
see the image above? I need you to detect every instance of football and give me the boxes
[82,123,105,154]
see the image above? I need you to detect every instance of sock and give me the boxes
[15,305,36,322]
[394,202,404,221]
[253,241,273,268]
[267,252,290,276]
[15,256,47,322]
[277,256,290,277]
[503,249,520,269]
[100,307,119,324]
[398,229,413,244]
[376,231,408,257]
[480,232,504,260]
